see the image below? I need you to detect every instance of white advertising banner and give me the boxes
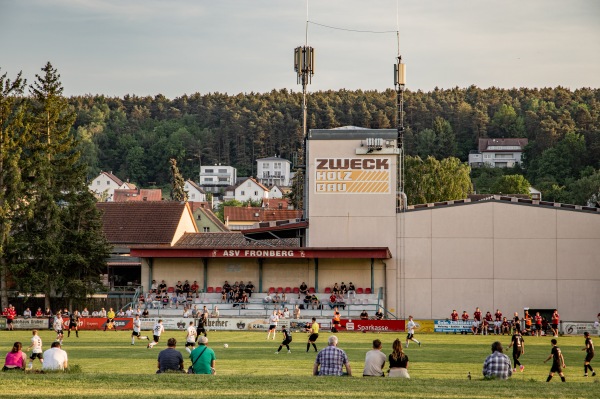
[140,317,294,331]
[11,318,49,329]
[561,322,600,336]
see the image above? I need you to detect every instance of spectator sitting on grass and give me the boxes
[42,341,68,371]
[157,338,184,373]
[3,342,26,371]
[482,341,512,380]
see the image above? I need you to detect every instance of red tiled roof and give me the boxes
[478,138,528,152]
[262,198,291,209]
[113,188,162,202]
[223,206,302,222]
[235,177,270,192]
[97,201,191,245]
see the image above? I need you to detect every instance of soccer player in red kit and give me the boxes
[534,312,543,337]
[451,310,459,321]
[474,308,482,322]
[551,310,560,337]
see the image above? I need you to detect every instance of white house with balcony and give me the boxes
[256,156,292,187]
[200,165,237,194]
[468,138,528,168]
[89,171,136,201]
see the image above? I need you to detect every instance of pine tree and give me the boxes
[11,62,110,308]
[170,158,188,201]
[0,70,27,309]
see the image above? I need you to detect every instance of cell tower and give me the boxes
[395,53,406,211]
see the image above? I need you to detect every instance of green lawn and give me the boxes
[0,329,598,398]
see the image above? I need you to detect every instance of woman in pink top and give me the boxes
[3,342,26,371]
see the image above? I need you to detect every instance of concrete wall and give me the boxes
[399,202,600,321]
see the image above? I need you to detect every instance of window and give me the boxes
[263,171,269,177]
[484,154,492,159]
[495,154,513,159]
[262,162,269,169]
[205,169,214,173]
[218,169,227,173]
[218,177,228,182]
[274,162,281,169]
[205,177,214,182]
[203,227,210,232]
[254,191,258,196]
[190,193,195,199]
[274,171,281,177]
[241,191,245,195]
[107,180,110,185]
[97,181,100,185]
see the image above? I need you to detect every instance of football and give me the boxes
[223,343,229,348]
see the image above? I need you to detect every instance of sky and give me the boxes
[1,0,599,98]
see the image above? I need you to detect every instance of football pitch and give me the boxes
[0,329,597,398]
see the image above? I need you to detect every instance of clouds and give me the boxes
[1,0,599,97]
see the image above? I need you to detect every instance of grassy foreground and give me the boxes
[0,329,598,398]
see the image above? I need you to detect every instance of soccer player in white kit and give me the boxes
[131,315,149,345]
[185,321,197,354]
[405,315,421,348]
[27,329,44,369]
[147,319,164,349]
[53,314,64,344]
[267,310,279,340]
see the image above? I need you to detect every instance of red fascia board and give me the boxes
[130,247,391,259]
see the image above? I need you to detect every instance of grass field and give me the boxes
[0,328,598,398]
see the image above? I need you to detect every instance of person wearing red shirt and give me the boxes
[461,311,469,321]
[501,317,511,335]
[35,308,43,318]
[551,310,560,337]
[494,309,503,335]
[6,304,17,331]
[451,310,459,321]
[473,308,482,322]
[534,312,543,337]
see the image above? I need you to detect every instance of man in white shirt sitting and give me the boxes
[42,341,68,371]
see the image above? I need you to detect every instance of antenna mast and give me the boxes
[394,27,406,211]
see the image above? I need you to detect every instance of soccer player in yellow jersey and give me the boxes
[307,317,319,352]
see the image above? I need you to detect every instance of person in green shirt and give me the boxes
[189,336,216,374]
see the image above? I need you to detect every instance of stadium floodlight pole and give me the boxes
[293,45,315,224]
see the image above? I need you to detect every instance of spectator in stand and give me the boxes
[190,280,199,294]
[313,335,352,377]
[177,293,187,309]
[182,280,190,295]
[3,342,26,371]
[158,280,167,293]
[220,290,227,303]
[494,310,503,335]
[91,310,99,317]
[335,294,346,310]
[238,281,246,293]
[35,308,43,318]
[501,317,511,335]
[451,310,459,321]
[303,294,311,308]
[211,306,220,318]
[482,341,512,380]
[263,293,273,304]
[329,293,337,309]
[461,311,469,321]
[182,307,190,318]
[23,308,32,319]
[116,309,125,317]
[281,293,287,305]
[245,281,254,297]
[273,293,280,304]
[227,290,235,303]
[347,282,356,299]
[482,318,490,336]
[375,308,384,320]
[222,280,231,293]
[150,279,158,293]
[283,307,290,318]
[534,312,543,336]
[293,305,301,319]
[240,292,248,309]
[474,307,482,322]
[360,310,369,320]
[142,308,149,318]
[311,294,320,310]
[551,310,560,337]
[340,282,347,295]
[299,282,309,298]
[232,281,239,291]
[332,283,340,295]
[175,281,183,295]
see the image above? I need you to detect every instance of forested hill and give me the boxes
[71,86,600,204]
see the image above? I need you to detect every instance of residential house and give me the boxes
[200,164,237,194]
[256,156,292,187]
[184,180,207,202]
[234,177,269,203]
[89,171,136,201]
[468,138,528,168]
[189,202,229,233]
[96,201,198,291]
[262,197,292,210]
